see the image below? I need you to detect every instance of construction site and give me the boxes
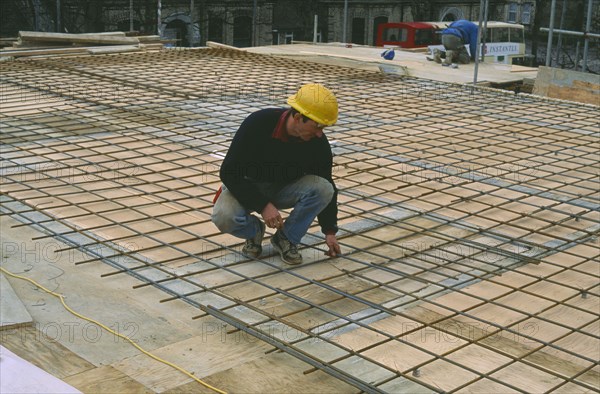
[0,31,599,393]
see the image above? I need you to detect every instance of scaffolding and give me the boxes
[0,48,598,393]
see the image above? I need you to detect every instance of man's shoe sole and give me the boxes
[242,247,262,258]
[270,238,302,265]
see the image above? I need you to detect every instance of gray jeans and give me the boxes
[442,34,471,64]
[212,175,334,244]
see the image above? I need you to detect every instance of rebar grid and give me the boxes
[1,48,598,393]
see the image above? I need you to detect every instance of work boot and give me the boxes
[433,48,442,64]
[271,230,303,265]
[444,50,454,65]
[242,218,265,258]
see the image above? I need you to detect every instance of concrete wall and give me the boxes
[533,66,600,105]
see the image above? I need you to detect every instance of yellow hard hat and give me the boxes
[287,83,338,126]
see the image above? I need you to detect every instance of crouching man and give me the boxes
[434,20,479,65]
[212,83,341,265]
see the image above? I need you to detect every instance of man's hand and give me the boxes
[325,234,341,257]
[261,202,283,229]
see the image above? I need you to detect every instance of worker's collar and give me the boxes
[272,109,292,142]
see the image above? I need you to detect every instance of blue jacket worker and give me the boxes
[212,84,341,265]
[438,20,478,64]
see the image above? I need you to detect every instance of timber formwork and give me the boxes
[0,48,599,393]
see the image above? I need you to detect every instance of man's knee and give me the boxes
[212,193,244,234]
[212,209,233,233]
[305,175,334,203]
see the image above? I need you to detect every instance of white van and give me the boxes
[428,21,526,64]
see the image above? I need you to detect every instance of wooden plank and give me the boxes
[363,340,434,372]
[403,304,600,388]
[411,359,479,393]
[494,291,555,315]
[162,352,355,394]
[1,326,95,379]
[552,382,598,394]
[403,327,468,355]
[490,362,566,392]
[19,31,140,45]
[137,35,162,42]
[64,365,153,393]
[378,377,436,393]
[549,332,600,364]
[577,367,600,391]
[538,304,596,329]
[0,345,81,394]
[0,273,33,330]
[456,378,519,393]
[239,273,400,331]
[334,326,387,351]
[524,348,598,388]
[0,47,88,57]
[111,331,272,392]
[446,344,511,374]
[87,46,141,55]
[207,41,242,51]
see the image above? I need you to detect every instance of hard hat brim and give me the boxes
[287,94,338,126]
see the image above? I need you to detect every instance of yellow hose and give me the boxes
[0,266,226,394]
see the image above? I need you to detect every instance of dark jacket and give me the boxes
[220,108,338,234]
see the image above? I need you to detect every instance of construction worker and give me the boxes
[212,83,341,265]
[434,20,478,65]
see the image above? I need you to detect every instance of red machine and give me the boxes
[376,22,442,48]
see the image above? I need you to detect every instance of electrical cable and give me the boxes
[0,266,227,394]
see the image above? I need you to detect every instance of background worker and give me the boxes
[434,20,479,65]
[212,83,342,265]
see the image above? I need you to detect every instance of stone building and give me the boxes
[1,0,597,53]
[275,1,542,47]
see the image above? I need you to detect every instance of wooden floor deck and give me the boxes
[0,48,598,393]
[244,42,539,85]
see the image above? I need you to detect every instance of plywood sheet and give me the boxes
[0,274,33,330]
[163,352,355,394]
[490,362,566,392]
[112,331,271,392]
[1,327,95,379]
[63,365,152,393]
[0,346,81,394]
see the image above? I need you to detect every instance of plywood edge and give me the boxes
[0,273,34,330]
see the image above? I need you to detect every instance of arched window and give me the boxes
[443,13,456,22]
[440,7,463,22]
[165,19,189,47]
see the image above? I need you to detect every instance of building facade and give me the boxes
[2,0,597,53]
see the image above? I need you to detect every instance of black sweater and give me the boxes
[219,108,338,234]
